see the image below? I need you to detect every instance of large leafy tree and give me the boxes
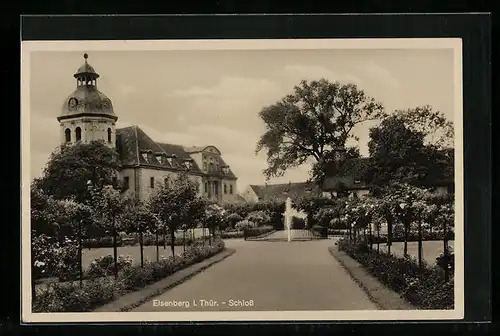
[393,105,454,150]
[365,115,429,187]
[365,111,454,188]
[256,79,386,183]
[38,140,121,203]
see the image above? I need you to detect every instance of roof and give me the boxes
[74,53,99,78]
[59,86,115,121]
[115,126,237,179]
[249,182,321,202]
[322,157,371,191]
[59,53,114,121]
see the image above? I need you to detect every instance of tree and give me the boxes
[393,105,454,149]
[120,199,157,267]
[148,173,199,259]
[365,115,429,187]
[38,141,121,203]
[58,198,93,286]
[204,203,226,244]
[256,79,385,183]
[89,184,127,279]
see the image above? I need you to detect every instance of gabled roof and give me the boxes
[115,126,236,179]
[322,157,371,191]
[249,182,321,202]
[116,126,203,173]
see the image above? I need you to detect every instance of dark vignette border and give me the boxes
[17,13,491,331]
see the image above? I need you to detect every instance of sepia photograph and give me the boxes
[21,38,463,322]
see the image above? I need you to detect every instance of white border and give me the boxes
[21,38,464,323]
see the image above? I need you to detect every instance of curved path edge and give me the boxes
[93,248,236,312]
[328,246,416,310]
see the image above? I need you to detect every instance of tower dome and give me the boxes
[58,53,117,122]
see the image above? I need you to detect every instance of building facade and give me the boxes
[57,53,238,203]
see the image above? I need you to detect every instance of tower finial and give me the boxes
[83,53,88,60]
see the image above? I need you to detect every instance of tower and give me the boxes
[58,53,118,148]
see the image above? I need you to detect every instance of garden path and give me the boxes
[132,239,379,311]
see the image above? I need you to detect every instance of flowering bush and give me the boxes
[53,239,80,281]
[32,233,60,280]
[87,254,134,278]
[33,239,226,312]
[337,238,453,309]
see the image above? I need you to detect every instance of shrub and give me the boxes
[337,238,453,309]
[86,255,134,278]
[33,239,226,312]
[291,216,306,229]
[245,211,271,227]
[53,240,80,281]
[235,219,257,231]
[32,234,60,280]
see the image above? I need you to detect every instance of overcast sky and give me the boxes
[29,48,455,192]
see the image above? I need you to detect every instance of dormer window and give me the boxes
[184,159,193,170]
[222,166,230,175]
[140,149,152,163]
[354,180,361,184]
[154,152,164,164]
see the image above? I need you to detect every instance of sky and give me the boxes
[28,48,455,193]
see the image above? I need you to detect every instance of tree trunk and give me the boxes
[387,216,392,255]
[155,230,159,262]
[139,226,144,267]
[170,229,176,260]
[403,222,409,258]
[369,223,373,251]
[443,216,449,282]
[112,221,118,280]
[78,220,83,288]
[163,228,167,249]
[183,230,186,254]
[418,219,423,271]
[377,224,380,252]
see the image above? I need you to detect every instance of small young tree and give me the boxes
[89,184,127,279]
[58,198,93,286]
[204,203,226,244]
[148,173,199,259]
[120,199,157,267]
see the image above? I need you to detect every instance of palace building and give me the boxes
[57,53,238,203]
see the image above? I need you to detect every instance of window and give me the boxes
[224,184,227,194]
[123,176,130,189]
[203,162,207,171]
[230,185,233,194]
[112,176,117,186]
[214,182,219,196]
[65,128,71,143]
[75,127,82,142]
[150,177,155,188]
[204,182,208,193]
[107,128,112,143]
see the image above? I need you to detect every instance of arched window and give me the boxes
[65,128,71,143]
[107,128,112,143]
[75,127,82,142]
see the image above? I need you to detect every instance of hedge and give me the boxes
[336,238,454,310]
[82,235,205,249]
[33,239,225,312]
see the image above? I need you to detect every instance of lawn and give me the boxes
[376,240,455,265]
